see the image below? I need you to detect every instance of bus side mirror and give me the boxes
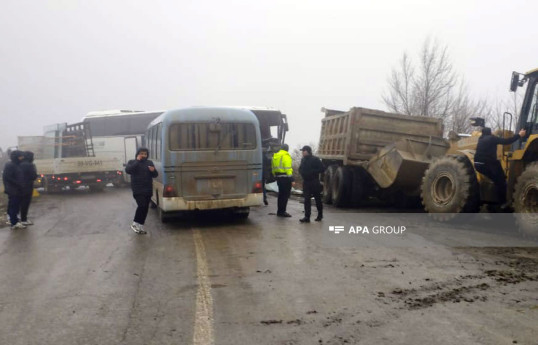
[510,71,520,92]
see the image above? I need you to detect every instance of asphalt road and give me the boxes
[0,188,537,345]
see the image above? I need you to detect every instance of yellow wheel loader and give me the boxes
[421,68,538,237]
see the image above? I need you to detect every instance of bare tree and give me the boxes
[382,37,524,135]
[482,90,523,133]
[383,38,458,120]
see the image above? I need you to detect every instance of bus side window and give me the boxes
[156,123,162,161]
[148,127,154,159]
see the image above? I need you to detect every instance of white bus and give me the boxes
[147,107,263,221]
[82,110,164,185]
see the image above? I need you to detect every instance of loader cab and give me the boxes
[510,69,538,146]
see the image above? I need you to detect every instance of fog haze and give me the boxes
[1,0,537,150]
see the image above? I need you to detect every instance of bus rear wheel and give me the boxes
[158,207,171,223]
[235,207,250,219]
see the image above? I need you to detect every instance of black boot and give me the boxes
[315,214,323,222]
[299,217,310,223]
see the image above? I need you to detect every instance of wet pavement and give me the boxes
[0,187,537,345]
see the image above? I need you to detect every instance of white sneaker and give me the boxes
[11,222,27,230]
[21,220,34,226]
[131,222,146,234]
[137,224,147,234]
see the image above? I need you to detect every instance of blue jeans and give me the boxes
[7,195,21,226]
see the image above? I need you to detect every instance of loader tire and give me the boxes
[331,166,352,207]
[322,165,337,204]
[421,155,480,221]
[513,162,538,238]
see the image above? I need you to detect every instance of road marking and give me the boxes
[193,228,215,345]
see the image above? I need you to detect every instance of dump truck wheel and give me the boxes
[332,166,352,207]
[323,165,337,204]
[421,155,480,221]
[513,162,538,238]
[350,167,368,205]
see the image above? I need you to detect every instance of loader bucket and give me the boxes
[367,137,449,192]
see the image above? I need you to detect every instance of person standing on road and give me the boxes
[474,127,526,210]
[125,148,158,234]
[2,150,26,229]
[298,145,324,223]
[271,143,294,217]
[20,151,38,226]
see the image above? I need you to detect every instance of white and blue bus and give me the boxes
[146,107,264,221]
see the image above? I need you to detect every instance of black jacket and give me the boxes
[2,150,25,197]
[474,134,520,163]
[125,148,158,196]
[20,152,38,195]
[299,154,325,183]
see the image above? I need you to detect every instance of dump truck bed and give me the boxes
[318,107,445,164]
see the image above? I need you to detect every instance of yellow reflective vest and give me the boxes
[272,150,293,176]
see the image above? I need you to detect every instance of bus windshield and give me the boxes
[169,123,257,151]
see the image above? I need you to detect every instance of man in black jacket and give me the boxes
[20,151,38,226]
[2,150,26,229]
[125,148,158,234]
[474,127,526,208]
[298,145,324,223]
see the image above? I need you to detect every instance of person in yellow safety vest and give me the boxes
[271,143,295,217]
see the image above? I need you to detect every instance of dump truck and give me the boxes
[317,107,449,207]
[18,122,120,192]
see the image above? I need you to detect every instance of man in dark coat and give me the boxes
[298,145,324,223]
[2,150,26,229]
[474,127,526,208]
[20,151,38,225]
[125,147,158,234]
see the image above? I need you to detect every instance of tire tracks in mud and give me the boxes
[257,248,538,344]
[380,247,538,310]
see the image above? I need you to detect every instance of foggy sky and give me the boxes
[1,0,537,151]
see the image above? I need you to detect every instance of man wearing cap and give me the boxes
[298,145,324,223]
[271,143,294,217]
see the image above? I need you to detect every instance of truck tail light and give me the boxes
[75,180,82,184]
[64,177,68,181]
[252,181,263,193]
[163,184,177,198]
[97,179,102,182]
